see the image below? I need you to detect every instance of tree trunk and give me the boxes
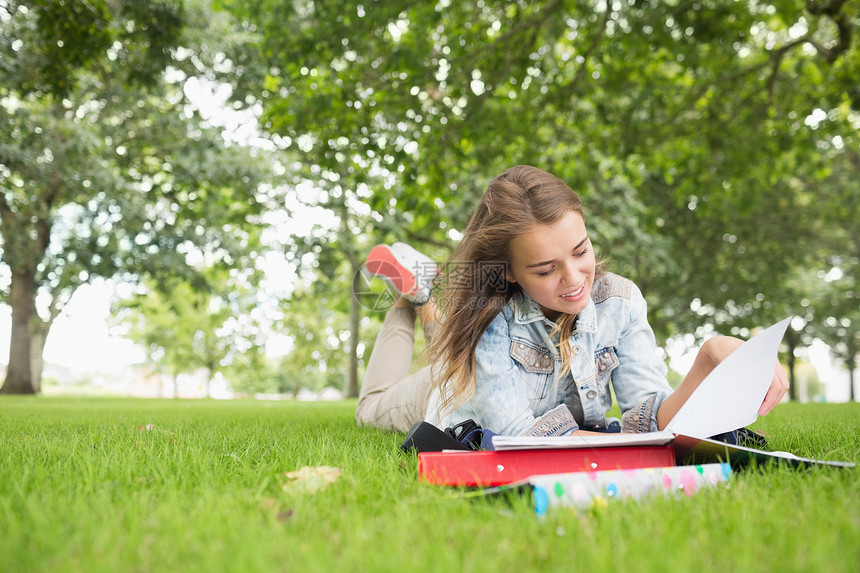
[786,352,797,402]
[345,255,361,399]
[849,355,856,403]
[784,330,798,402]
[30,324,47,394]
[203,364,213,398]
[850,369,856,402]
[1,269,37,394]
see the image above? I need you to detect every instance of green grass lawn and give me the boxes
[2,397,858,573]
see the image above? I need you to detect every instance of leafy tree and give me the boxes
[0,0,275,394]
[222,0,858,395]
[818,311,859,402]
[275,251,386,397]
[284,171,388,398]
[112,268,266,397]
[3,0,184,98]
[810,147,860,401]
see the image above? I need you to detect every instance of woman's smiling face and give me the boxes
[505,210,596,322]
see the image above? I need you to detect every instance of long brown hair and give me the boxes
[429,165,605,416]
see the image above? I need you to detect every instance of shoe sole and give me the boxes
[364,245,419,297]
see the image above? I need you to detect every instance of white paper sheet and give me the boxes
[665,317,791,439]
[492,430,676,451]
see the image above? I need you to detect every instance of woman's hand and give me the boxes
[657,334,791,430]
[759,358,790,416]
[703,335,790,416]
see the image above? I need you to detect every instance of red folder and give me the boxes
[418,445,676,487]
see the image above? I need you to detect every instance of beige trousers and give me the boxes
[355,306,436,432]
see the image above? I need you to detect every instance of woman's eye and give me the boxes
[537,268,554,277]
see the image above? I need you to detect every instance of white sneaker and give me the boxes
[363,242,438,305]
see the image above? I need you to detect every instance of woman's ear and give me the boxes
[505,269,517,284]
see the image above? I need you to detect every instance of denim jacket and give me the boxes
[426,273,672,437]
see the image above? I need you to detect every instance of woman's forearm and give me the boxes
[655,336,744,430]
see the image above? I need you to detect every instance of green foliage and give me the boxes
[112,268,266,391]
[0,0,277,393]
[219,0,859,389]
[274,259,385,395]
[3,0,184,97]
[3,0,858,394]
[0,397,857,572]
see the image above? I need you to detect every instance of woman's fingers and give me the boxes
[758,363,790,416]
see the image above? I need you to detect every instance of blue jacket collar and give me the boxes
[511,291,598,333]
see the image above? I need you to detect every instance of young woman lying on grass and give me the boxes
[355,165,788,438]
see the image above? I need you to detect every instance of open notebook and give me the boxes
[490,317,854,469]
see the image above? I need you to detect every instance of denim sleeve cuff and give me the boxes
[621,391,670,433]
[520,404,579,437]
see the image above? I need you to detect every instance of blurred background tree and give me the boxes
[219,0,858,399]
[0,0,277,394]
[111,265,266,397]
[2,0,857,400]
